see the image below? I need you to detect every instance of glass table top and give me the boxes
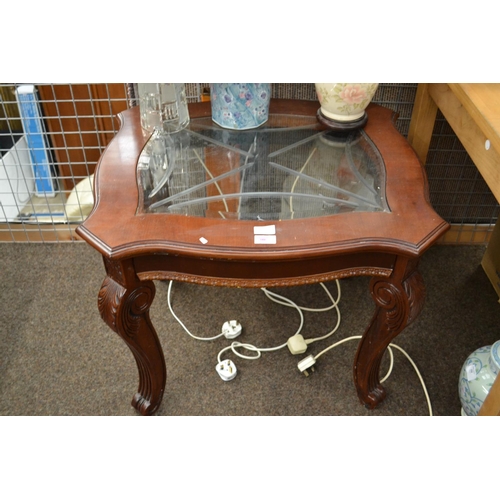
[137,114,388,221]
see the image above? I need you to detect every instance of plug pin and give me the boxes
[298,354,316,376]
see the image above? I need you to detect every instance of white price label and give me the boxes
[254,225,276,235]
[254,235,277,244]
[466,364,477,381]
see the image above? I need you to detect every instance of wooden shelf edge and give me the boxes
[0,223,83,243]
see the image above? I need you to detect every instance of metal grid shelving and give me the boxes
[426,110,499,243]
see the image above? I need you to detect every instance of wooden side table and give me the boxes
[76,99,449,415]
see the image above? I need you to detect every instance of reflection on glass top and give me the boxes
[137,114,388,220]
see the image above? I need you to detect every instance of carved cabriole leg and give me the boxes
[98,257,166,415]
[354,257,425,409]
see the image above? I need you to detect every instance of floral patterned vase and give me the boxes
[458,340,500,416]
[210,83,271,130]
[315,83,379,122]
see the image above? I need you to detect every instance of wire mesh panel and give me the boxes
[0,83,130,242]
[425,110,499,243]
[270,83,418,137]
[1,83,498,243]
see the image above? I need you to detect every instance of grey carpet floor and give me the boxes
[1,242,499,416]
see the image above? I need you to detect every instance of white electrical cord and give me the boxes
[193,149,229,214]
[167,279,432,415]
[289,147,317,217]
[387,342,433,416]
[167,281,226,341]
[167,279,340,355]
[215,286,328,364]
[262,280,342,344]
[312,335,432,416]
[216,289,306,362]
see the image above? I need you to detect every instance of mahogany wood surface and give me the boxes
[76,99,449,415]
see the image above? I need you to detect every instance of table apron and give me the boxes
[133,251,396,287]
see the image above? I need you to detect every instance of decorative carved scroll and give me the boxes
[403,270,425,325]
[97,274,166,415]
[98,276,126,333]
[354,259,425,409]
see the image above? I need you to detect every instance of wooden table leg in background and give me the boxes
[98,257,167,415]
[407,83,438,166]
[354,257,425,408]
[479,373,500,416]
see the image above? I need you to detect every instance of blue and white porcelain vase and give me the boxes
[458,340,500,416]
[210,83,271,130]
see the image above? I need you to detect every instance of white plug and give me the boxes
[298,354,316,376]
[216,359,238,381]
[287,334,308,355]
[222,320,242,339]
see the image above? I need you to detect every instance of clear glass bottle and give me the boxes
[138,83,190,134]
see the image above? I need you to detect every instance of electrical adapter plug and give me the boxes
[287,334,308,355]
[222,320,242,339]
[216,359,238,381]
[298,354,316,377]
